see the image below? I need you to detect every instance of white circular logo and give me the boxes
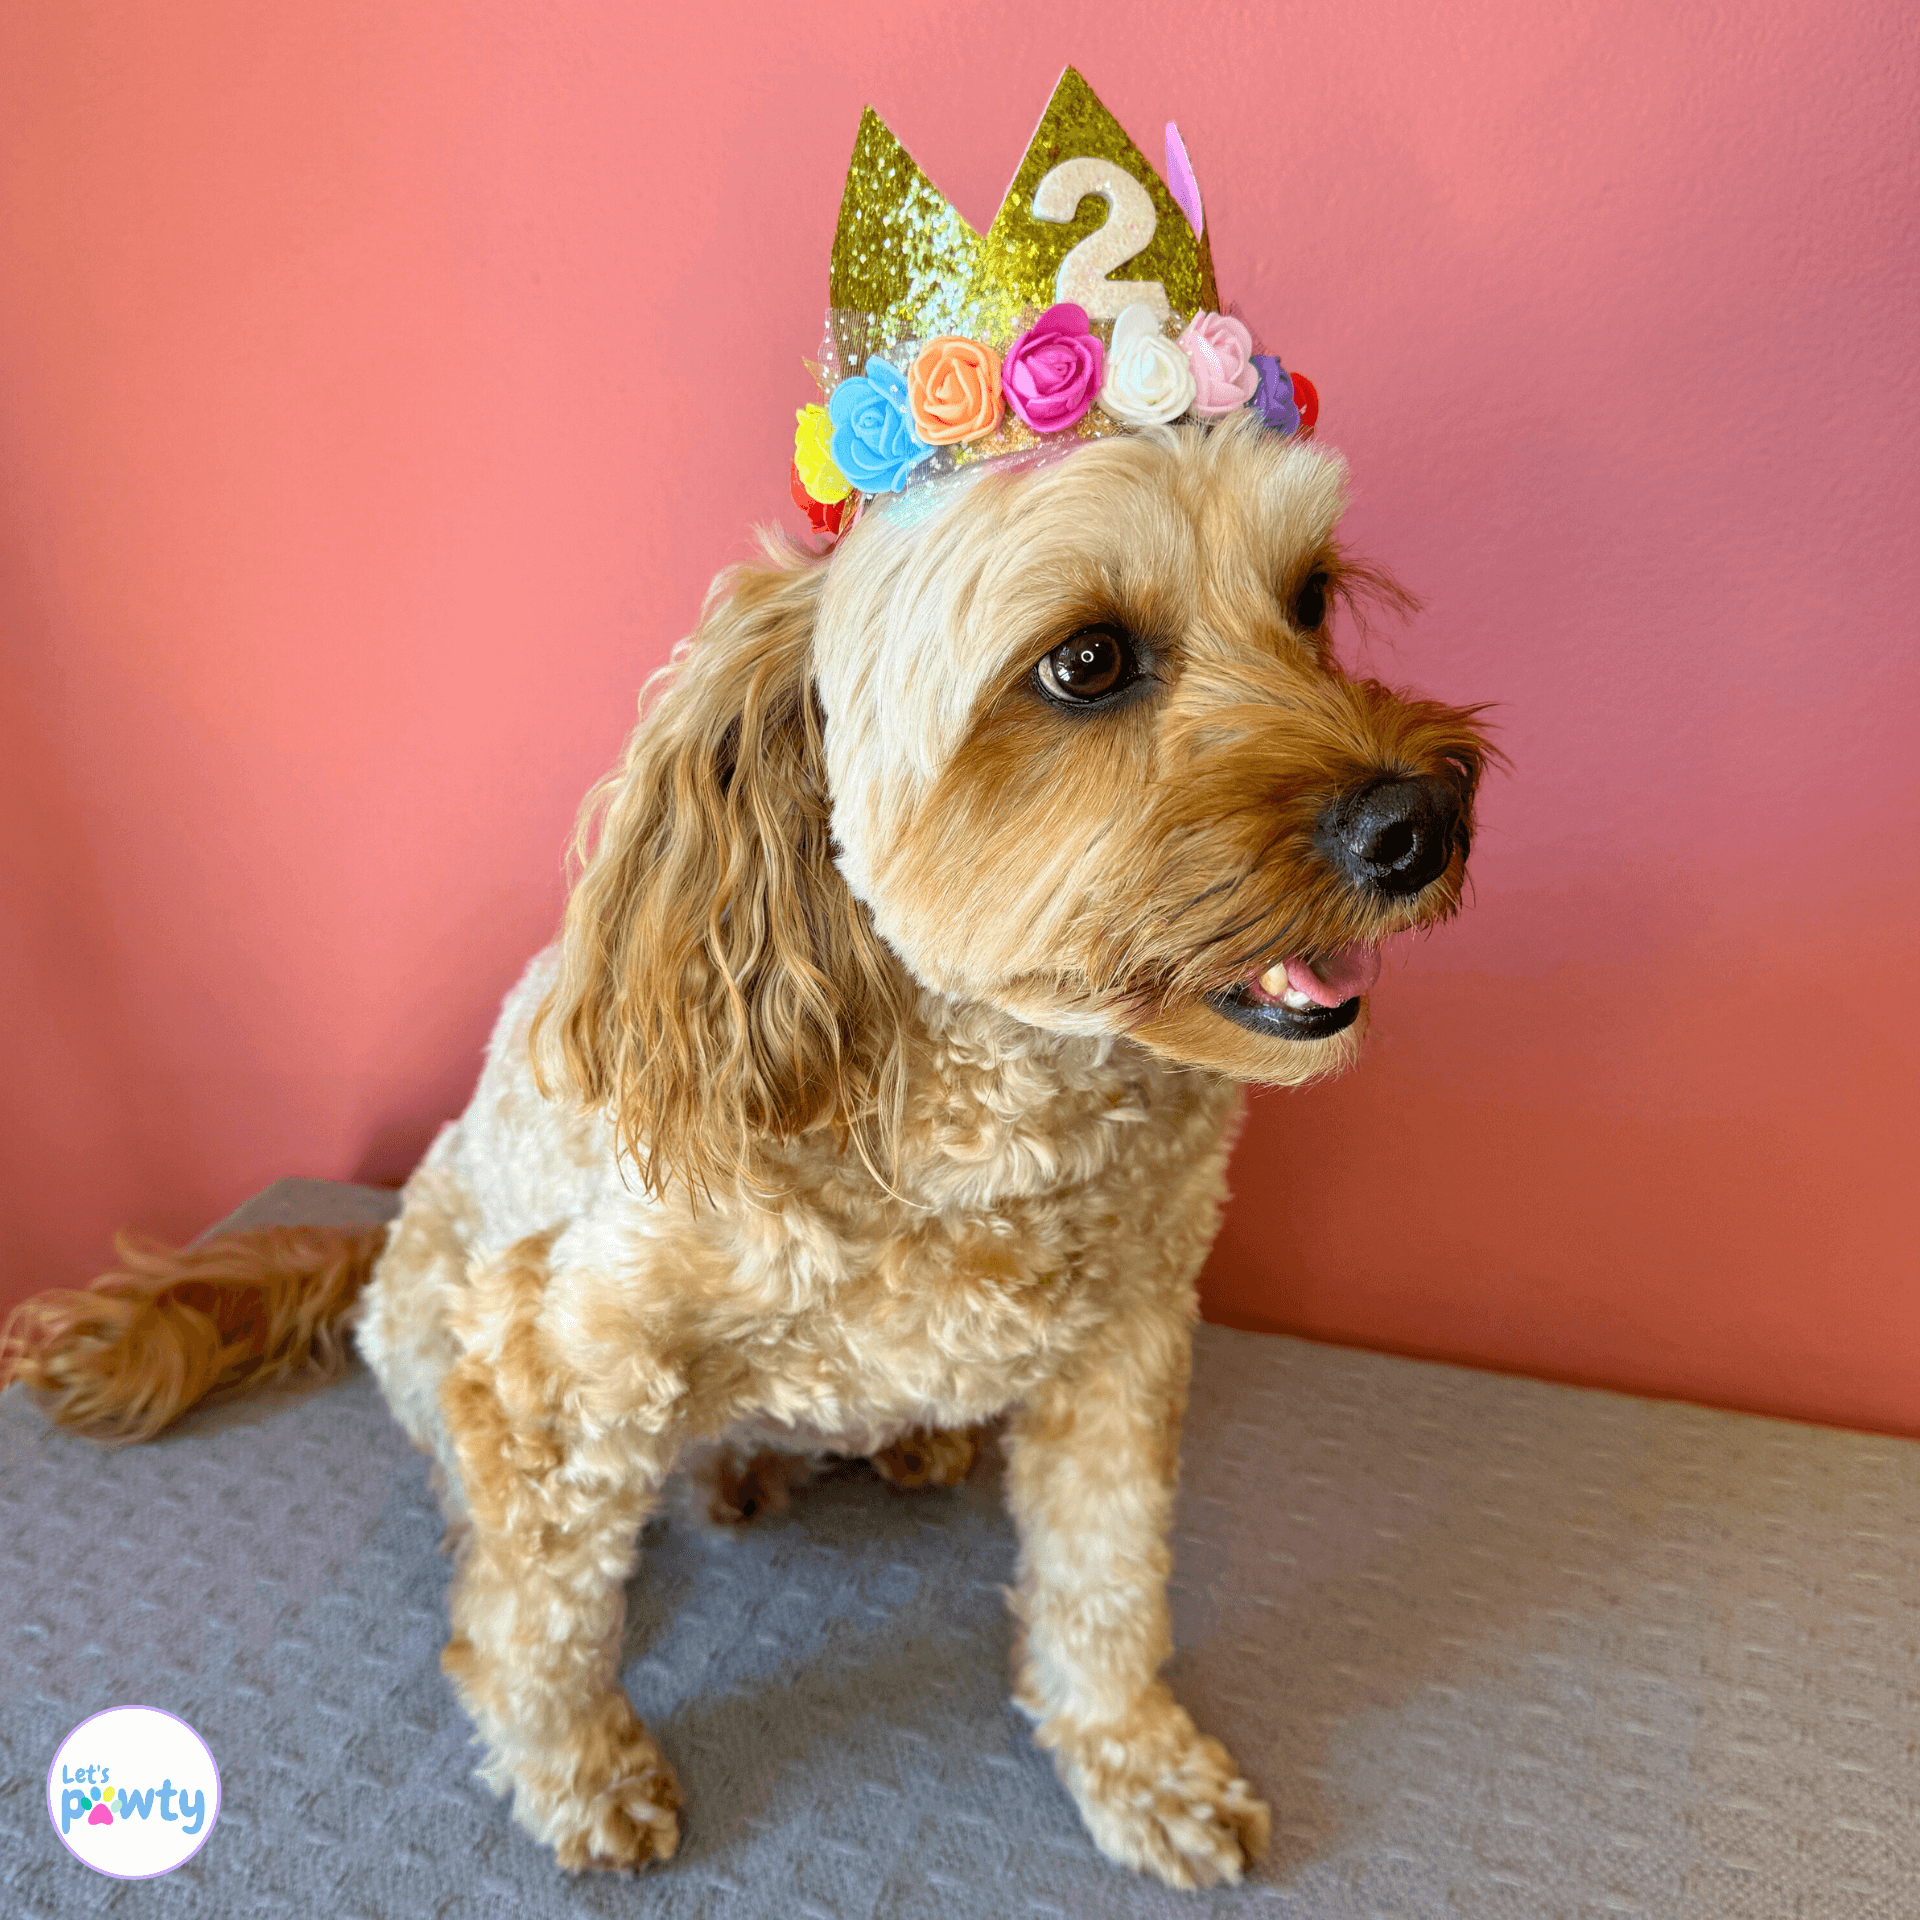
[46,1706,221,1879]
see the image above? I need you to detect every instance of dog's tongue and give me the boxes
[1275,943,1382,1007]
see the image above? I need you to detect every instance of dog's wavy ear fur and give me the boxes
[533,537,910,1202]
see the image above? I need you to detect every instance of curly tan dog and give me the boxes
[5,415,1486,1889]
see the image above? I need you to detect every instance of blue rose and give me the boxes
[1249,355,1300,436]
[827,358,933,494]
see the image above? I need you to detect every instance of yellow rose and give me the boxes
[794,404,851,503]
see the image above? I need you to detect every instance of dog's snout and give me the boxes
[1314,777,1462,897]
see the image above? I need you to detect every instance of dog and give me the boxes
[5,412,1486,1889]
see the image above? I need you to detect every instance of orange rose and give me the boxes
[907,337,1003,445]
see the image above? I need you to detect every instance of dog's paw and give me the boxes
[1040,1692,1270,1890]
[870,1423,983,1490]
[699,1445,805,1526]
[501,1703,683,1873]
[548,1766,681,1874]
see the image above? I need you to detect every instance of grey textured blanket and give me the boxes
[3,1181,1915,1917]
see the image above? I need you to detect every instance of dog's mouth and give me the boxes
[1203,943,1381,1042]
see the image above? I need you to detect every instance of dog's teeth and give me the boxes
[1257,963,1325,1012]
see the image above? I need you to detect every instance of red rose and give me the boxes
[790,463,848,538]
[1290,372,1320,437]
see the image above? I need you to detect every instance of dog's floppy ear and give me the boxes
[534,537,909,1201]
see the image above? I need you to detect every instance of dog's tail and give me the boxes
[0,1224,387,1445]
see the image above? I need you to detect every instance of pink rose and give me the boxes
[1001,303,1104,434]
[1179,311,1258,418]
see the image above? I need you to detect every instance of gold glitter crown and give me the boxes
[788,67,1317,534]
[826,65,1220,373]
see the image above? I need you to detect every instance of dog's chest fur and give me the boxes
[390,950,1243,1454]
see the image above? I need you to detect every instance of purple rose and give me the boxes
[1249,355,1300,436]
[1001,303,1104,434]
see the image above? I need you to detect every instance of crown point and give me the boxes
[973,66,1219,334]
[829,102,986,369]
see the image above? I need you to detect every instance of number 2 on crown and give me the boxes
[1031,158,1173,324]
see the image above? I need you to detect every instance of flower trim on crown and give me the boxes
[791,298,1320,540]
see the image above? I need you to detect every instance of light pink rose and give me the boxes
[1178,311,1258,418]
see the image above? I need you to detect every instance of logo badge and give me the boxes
[46,1706,221,1879]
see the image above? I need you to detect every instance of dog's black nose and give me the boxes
[1315,777,1462,897]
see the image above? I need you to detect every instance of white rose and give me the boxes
[1099,302,1197,426]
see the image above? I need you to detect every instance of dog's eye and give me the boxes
[1291,570,1330,633]
[1034,626,1140,706]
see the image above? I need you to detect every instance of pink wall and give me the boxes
[3,4,1915,1431]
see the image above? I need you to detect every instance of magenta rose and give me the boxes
[1001,303,1104,434]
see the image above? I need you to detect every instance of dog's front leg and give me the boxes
[439,1402,681,1870]
[434,1245,684,1872]
[1005,1314,1270,1889]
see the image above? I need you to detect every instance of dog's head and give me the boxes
[537,415,1488,1194]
